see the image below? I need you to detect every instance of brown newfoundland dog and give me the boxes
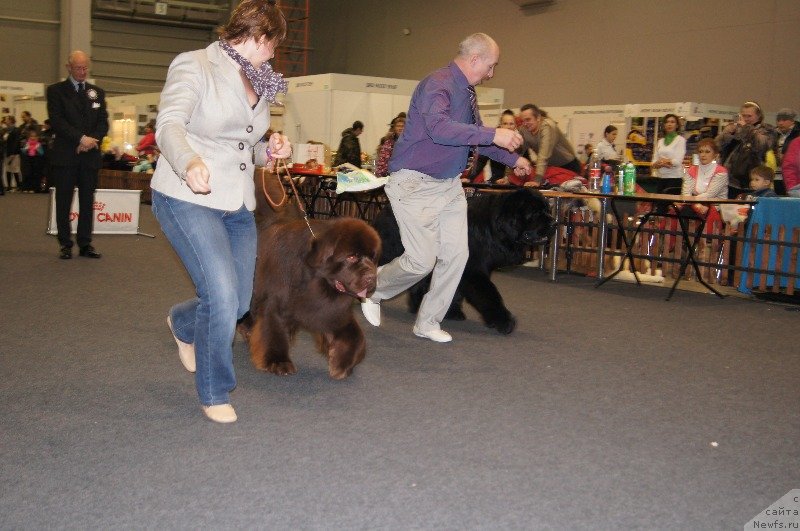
[242,170,381,379]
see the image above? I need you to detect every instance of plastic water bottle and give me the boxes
[601,165,613,194]
[623,160,637,196]
[616,163,625,194]
[588,151,601,192]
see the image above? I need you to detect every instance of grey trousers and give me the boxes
[371,169,468,332]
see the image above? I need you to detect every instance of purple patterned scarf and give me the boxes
[219,39,287,103]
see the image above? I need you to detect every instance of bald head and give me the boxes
[457,33,498,60]
[454,33,500,86]
[67,50,90,82]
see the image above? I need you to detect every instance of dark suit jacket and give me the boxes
[46,79,109,168]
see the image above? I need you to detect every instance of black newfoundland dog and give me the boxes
[372,187,554,334]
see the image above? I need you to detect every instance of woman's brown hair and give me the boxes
[217,0,287,45]
[696,138,718,154]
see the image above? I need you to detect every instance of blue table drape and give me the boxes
[738,197,800,293]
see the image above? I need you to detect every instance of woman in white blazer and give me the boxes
[151,0,291,423]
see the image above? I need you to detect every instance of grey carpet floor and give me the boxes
[1,192,798,530]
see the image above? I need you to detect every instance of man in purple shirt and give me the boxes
[361,33,532,343]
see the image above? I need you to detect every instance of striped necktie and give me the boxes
[466,86,479,175]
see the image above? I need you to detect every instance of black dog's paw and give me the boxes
[487,314,516,335]
[445,308,467,321]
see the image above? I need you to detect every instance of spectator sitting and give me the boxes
[510,164,580,188]
[726,165,780,228]
[596,125,621,164]
[132,153,157,173]
[465,109,517,184]
[518,103,581,185]
[746,165,778,199]
[580,143,594,177]
[333,120,363,168]
[681,138,728,219]
[102,145,137,170]
[136,123,158,157]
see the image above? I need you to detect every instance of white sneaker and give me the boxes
[413,326,452,343]
[361,298,381,326]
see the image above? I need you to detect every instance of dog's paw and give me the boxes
[488,314,516,335]
[236,323,252,343]
[264,360,298,376]
[328,365,353,380]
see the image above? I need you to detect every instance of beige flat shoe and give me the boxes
[167,315,196,373]
[202,404,237,423]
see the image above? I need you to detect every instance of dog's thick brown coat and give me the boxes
[245,171,380,379]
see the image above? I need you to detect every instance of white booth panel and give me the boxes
[331,90,372,151]
[284,90,332,145]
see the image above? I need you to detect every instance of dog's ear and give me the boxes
[305,234,337,269]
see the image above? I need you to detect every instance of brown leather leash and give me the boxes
[260,158,316,239]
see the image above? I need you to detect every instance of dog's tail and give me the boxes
[254,166,304,227]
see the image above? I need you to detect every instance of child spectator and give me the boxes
[724,165,779,228]
[747,165,778,199]
[21,130,45,193]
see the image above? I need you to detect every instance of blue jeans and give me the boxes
[151,190,257,405]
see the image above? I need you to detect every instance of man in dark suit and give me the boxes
[46,50,109,259]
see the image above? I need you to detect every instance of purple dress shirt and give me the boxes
[388,62,518,179]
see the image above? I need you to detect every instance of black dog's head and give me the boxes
[491,188,555,247]
[306,218,381,299]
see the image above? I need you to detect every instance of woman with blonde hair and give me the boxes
[717,100,777,188]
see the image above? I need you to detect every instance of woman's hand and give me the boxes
[184,157,211,194]
[268,132,292,159]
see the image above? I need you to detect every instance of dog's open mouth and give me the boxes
[334,280,368,299]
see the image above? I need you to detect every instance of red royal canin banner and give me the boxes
[47,188,142,235]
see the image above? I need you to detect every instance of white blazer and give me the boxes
[152,41,271,211]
